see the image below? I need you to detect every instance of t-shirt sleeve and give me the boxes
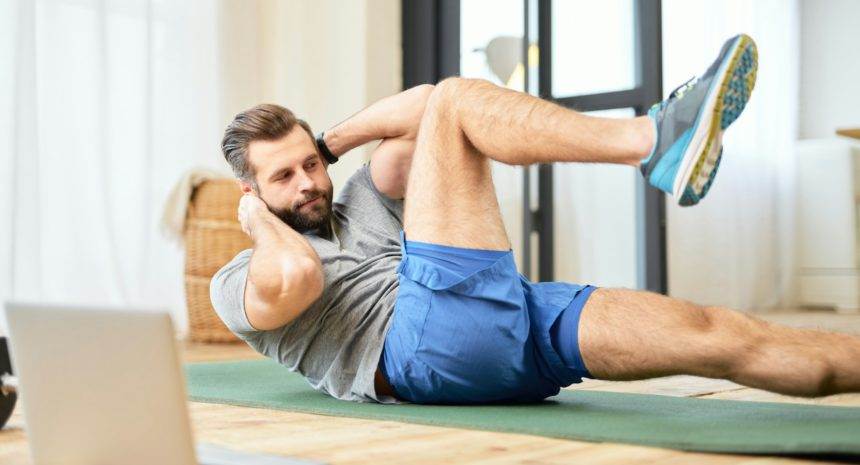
[209,248,258,339]
[337,163,404,225]
[364,163,404,223]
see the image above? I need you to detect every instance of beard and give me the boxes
[268,186,334,234]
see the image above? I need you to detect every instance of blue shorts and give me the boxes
[380,231,597,404]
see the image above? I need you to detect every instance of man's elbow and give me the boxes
[248,258,324,330]
[276,257,324,314]
[291,258,324,305]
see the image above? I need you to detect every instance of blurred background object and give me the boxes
[475,36,523,87]
[182,178,250,343]
[0,337,16,430]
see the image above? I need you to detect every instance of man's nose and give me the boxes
[296,169,316,192]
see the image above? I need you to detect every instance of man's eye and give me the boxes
[306,162,317,170]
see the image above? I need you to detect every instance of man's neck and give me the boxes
[304,218,335,241]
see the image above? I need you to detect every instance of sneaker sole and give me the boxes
[679,135,723,206]
[672,34,758,203]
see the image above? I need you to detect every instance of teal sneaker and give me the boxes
[640,34,758,206]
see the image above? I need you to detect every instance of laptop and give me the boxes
[3,302,321,465]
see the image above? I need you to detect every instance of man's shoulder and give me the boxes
[208,248,258,338]
[210,249,252,301]
[335,163,404,224]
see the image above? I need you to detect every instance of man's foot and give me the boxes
[640,34,758,206]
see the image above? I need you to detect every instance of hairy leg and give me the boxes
[404,81,510,249]
[578,288,860,397]
[404,77,654,249]
[427,77,654,167]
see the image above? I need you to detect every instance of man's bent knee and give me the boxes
[683,305,758,379]
[415,78,494,166]
[425,77,488,119]
[432,76,486,99]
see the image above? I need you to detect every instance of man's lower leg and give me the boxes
[429,34,757,207]
[578,289,860,398]
[724,314,860,397]
[427,77,654,167]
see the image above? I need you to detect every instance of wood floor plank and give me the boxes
[757,311,860,334]
[180,340,263,362]
[568,375,744,397]
[701,388,860,406]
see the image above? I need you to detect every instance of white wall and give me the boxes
[799,0,860,138]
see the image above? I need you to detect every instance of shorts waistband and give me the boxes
[398,230,516,291]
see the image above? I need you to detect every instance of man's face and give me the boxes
[243,128,334,232]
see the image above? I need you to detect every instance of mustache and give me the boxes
[268,189,332,233]
[294,191,327,209]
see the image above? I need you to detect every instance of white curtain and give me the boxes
[663,0,800,310]
[0,0,226,334]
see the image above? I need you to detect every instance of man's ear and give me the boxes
[237,179,256,195]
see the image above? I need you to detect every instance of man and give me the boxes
[211,34,860,404]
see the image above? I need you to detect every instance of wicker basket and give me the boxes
[184,179,252,343]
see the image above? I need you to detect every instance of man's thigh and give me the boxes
[403,90,510,250]
[577,288,744,381]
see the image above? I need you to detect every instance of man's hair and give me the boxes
[221,104,315,185]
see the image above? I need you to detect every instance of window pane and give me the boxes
[461,0,527,269]
[551,0,636,97]
[553,108,638,288]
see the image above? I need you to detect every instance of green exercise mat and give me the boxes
[185,359,860,456]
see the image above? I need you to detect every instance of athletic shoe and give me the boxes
[640,34,758,206]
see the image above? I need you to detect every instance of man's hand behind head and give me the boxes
[238,193,275,238]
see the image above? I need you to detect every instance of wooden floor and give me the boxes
[1,310,859,464]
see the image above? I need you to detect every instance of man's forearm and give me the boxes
[322,84,434,157]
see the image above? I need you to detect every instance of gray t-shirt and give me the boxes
[209,164,403,403]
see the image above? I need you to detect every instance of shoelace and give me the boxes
[669,75,698,100]
[653,75,699,114]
